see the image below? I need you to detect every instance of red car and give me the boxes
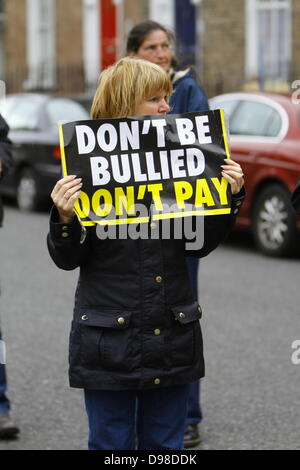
[210,91,300,257]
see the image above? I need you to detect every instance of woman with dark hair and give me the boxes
[127,20,211,448]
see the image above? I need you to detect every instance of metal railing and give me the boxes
[3,63,298,99]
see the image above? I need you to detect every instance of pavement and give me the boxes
[0,206,299,450]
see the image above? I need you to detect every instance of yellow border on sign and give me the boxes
[59,124,68,177]
[79,207,231,226]
[220,109,231,160]
[153,208,231,219]
[59,124,87,223]
[95,216,150,226]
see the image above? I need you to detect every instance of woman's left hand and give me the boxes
[221,159,244,195]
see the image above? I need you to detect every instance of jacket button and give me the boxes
[62,232,69,238]
[179,312,186,319]
[81,314,88,321]
[154,378,160,385]
[117,317,125,325]
[154,329,161,336]
[236,200,242,206]
[233,208,239,214]
[198,306,202,313]
[62,226,69,230]
[155,276,163,283]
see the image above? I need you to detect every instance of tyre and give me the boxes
[17,168,41,211]
[252,184,298,256]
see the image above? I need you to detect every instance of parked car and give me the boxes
[0,93,90,211]
[209,91,300,257]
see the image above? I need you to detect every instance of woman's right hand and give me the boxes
[51,175,82,223]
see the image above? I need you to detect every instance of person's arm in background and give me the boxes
[0,114,12,226]
[183,79,209,113]
[0,114,12,178]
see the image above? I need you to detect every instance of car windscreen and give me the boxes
[46,98,90,126]
[209,99,239,118]
[0,95,46,130]
[229,100,282,137]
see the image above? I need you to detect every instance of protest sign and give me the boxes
[59,110,231,226]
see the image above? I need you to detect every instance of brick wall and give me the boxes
[4,0,85,94]
[123,0,149,53]
[200,0,246,97]
[55,0,85,94]
[4,0,27,93]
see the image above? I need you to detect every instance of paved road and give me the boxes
[0,205,299,450]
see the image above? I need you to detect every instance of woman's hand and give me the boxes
[221,159,244,195]
[51,175,82,223]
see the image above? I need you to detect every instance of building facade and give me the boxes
[2,0,148,95]
[1,0,300,97]
[200,0,300,96]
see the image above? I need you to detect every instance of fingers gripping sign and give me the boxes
[51,174,83,223]
[221,159,244,195]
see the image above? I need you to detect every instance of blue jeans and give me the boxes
[186,380,203,425]
[84,384,189,450]
[0,328,10,414]
[0,364,10,414]
[186,257,202,426]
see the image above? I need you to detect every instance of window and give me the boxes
[83,0,100,92]
[229,100,282,137]
[246,0,291,82]
[25,0,55,90]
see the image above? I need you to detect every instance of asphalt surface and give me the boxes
[0,205,299,450]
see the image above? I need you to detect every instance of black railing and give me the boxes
[3,63,298,99]
[4,64,87,96]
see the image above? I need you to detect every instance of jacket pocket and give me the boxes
[73,308,133,371]
[170,301,203,367]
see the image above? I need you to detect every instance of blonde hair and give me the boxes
[91,57,172,119]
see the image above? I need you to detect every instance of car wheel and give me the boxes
[252,184,298,256]
[17,168,40,211]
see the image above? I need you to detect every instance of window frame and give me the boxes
[245,0,291,83]
[24,0,56,91]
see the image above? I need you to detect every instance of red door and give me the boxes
[100,0,117,70]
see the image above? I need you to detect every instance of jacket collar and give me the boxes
[169,68,191,84]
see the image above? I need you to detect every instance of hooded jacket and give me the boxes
[169,69,209,115]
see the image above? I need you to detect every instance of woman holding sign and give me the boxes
[126,20,210,447]
[47,57,245,450]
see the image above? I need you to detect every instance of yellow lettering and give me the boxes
[195,179,215,207]
[147,184,163,210]
[74,191,90,218]
[211,177,229,205]
[115,186,135,216]
[174,181,193,209]
[92,189,113,217]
